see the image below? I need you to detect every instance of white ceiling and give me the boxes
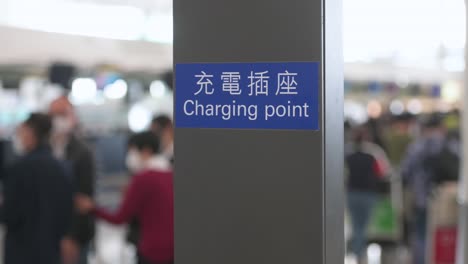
[67,0,172,12]
[0,26,173,72]
[0,0,174,42]
[0,0,174,70]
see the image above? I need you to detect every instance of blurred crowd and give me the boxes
[0,95,174,264]
[0,67,462,264]
[345,111,461,264]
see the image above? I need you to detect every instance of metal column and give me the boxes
[173,0,344,263]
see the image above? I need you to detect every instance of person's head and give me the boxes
[391,113,412,134]
[151,115,173,147]
[14,113,52,155]
[48,96,77,137]
[352,126,369,145]
[422,114,445,136]
[126,131,161,172]
[444,110,460,132]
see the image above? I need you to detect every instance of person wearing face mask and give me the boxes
[49,96,96,264]
[76,131,173,264]
[2,113,73,264]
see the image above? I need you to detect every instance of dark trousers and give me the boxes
[348,191,377,258]
[412,208,427,264]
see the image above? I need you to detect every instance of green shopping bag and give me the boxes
[367,196,399,240]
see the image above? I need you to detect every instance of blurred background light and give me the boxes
[128,103,152,132]
[150,80,167,98]
[344,100,368,125]
[104,79,128,100]
[367,100,382,118]
[389,100,405,115]
[70,78,97,104]
[441,81,461,103]
[407,99,423,115]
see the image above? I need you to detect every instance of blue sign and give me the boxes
[175,62,320,130]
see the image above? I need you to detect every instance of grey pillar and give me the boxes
[173,0,344,263]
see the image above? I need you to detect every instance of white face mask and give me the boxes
[53,117,73,135]
[125,150,143,173]
[12,135,25,156]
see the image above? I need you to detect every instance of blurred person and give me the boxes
[49,96,95,264]
[443,110,459,132]
[130,116,174,247]
[428,113,460,185]
[2,113,73,264]
[150,115,174,164]
[385,113,415,168]
[442,110,461,162]
[384,114,415,233]
[76,131,173,264]
[401,115,446,264]
[367,118,388,153]
[346,126,391,262]
[384,113,416,247]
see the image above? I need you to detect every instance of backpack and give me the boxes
[425,140,460,185]
[346,150,389,193]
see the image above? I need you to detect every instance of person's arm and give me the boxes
[363,142,392,176]
[376,147,392,177]
[75,149,95,196]
[59,175,74,237]
[94,174,146,225]
[400,143,417,185]
[66,146,96,244]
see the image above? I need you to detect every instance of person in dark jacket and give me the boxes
[2,113,73,264]
[77,132,173,264]
[401,116,446,264]
[346,126,390,263]
[49,96,95,264]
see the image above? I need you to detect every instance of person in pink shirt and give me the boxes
[77,132,173,264]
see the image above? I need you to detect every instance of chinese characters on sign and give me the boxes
[276,71,298,95]
[176,62,320,130]
[221,72,241,95]
[248,71,270,96]
[196,70,297,97]
[194,71,214,95]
